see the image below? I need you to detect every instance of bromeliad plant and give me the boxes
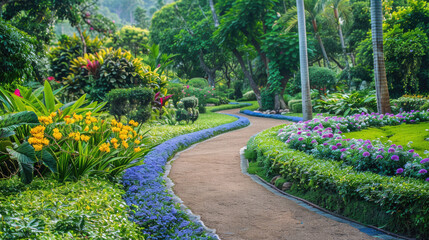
[278,111,429,181]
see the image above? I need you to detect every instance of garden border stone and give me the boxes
[122,113,250,239]
[240,109,303,122]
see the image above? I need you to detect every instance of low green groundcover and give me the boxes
[343,122,429,157]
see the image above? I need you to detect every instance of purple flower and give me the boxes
[418,169,427,174]
[311,140,317,144]
[378,148,385,152]
[398,145,403,149]
[426,178,429,182]
[350,144,356,149]
[297,131,302,135]
[390,144,397,148]
[388,148,395,153]
[367,145,373,149]
[331,145,338,150]
[362,152,370,157]
[340,148,347,152]
[420,158,429,164]
[336,143,342,147]
[408,149,415,153]
[323,143,328,146]
[358,148,362,151]
[298,137,304,141]
[391,155,399,161]
[396,168,404,174]
[376,155,383,159]
[413,153,420,157]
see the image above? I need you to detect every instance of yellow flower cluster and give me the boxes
[53,128,62,140]
[111,138,120,149]
[38,116,53,125]
[68,132,90,142]
[129,120,139,127]
[134,147,141,153]
[28,126,49,151]
[84,112,97,125]
[99,142,111,153]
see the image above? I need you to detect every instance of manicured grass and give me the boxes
[142,112,237,144]
[206,102,252,112]
[239,101,259,111]
[343,122,429,156]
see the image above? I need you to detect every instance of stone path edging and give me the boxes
[240,109,304,122]
[239,146,407,240]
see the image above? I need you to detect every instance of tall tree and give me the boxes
[297,0,313,120]
[281,0,331,68]
[371,0,391,114]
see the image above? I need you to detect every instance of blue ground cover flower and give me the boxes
[122,114,250,239]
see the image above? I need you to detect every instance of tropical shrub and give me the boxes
[0,19,36,85]
[314,91,376,116]
[188,78,208,89]
[288,99,302,113]
[391,95,429,113]
[0,81,105,119]
[0,111,40,182]
[242,90,256,101]
[65,48,167,101]
[104,25,149,57]
[106,87,154,123]
[48,32,103,83]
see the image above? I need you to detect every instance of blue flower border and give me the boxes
[240,109,303,122]
[122,114,250,239]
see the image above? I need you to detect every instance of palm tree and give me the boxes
[281,0,331,68]
[371,0,391,114]
[297,0,313,120]
[322,0,352,77]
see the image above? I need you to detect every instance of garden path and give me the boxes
[170,109,374,240]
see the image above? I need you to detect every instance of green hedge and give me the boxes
[288,99,302,113]
[246,125,429,239]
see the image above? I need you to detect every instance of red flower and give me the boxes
[14,89,22,98]
[47,76,55,81]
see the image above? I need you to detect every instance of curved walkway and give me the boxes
[169,109,375,240]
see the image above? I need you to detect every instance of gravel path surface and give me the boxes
[169,109,374,240]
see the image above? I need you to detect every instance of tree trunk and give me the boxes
[335,8,351,85]
[297,0,313,120]
[312,20,330,68]
[209,0,219,28]
[371,0,391,114]
[198,51,217,87]
[76,25,87,55]
[232,48,262,108]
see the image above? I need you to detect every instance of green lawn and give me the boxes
[343,122,429,157]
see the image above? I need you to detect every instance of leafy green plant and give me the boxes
[0,81,105,119]
[106,87,154,123]
[48,32,103,84]
[66,48,167,101]
[391,95,429,113]
[0,111,47,183]
[314,91,376,116]
[0,19,36,85]
[176,97,199,124]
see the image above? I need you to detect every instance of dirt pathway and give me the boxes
[169,109,374,240]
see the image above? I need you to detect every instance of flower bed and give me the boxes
[246,126,429,239]
[122,114,250,239]
[278,111,429,181]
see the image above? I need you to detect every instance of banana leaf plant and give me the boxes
[0,111,56,184]
[0,80,106,118]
